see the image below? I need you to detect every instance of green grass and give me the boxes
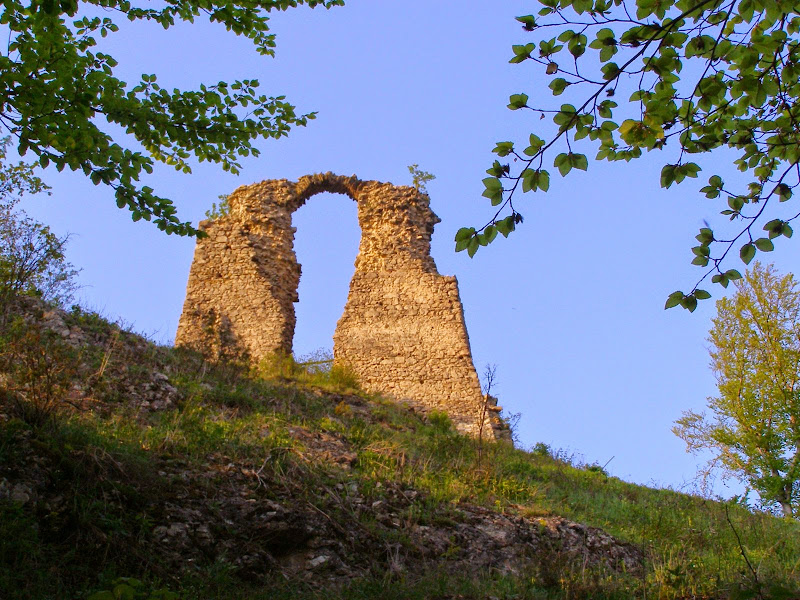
[2,314,800,599]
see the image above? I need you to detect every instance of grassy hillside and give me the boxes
[1,299,799,600]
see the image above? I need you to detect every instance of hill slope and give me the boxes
[1,299,799,599]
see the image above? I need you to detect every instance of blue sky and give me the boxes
[17,0,800,497]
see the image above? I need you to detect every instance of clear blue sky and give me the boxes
[18,0,800,497]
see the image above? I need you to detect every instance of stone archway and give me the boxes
[176,173,493,437]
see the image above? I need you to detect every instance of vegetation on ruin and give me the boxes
[203,194,231,222]
[407,164,436,194]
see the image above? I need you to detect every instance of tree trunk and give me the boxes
[779,499,793,518]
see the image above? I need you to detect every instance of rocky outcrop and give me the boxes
[0,410,642,587]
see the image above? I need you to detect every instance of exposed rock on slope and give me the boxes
[0,301,641,595]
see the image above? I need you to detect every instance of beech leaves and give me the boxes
[457,0,800,311]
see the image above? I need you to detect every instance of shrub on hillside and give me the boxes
[0,313,79,426]
[0,139,78,318]
[0,199,78,311]
[258,349,361,394]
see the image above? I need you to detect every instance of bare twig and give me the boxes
[478,363,498,462]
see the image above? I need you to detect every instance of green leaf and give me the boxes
[522,168,550,192]
[665,291,684,309]
[557,30,575,43]
[523,133,545,156]
[695,289,711,300]
[754,237,774,252]
[776,183,793,201]
[510,43,535,63]
[660,164,676,188]
[549,78,569,96]
[601,62,620,81]
[695,228,714,244]
[486,160,505,177]
[728,196,744,211]
[740,243,756,264]
[681,295,698,312]
[496,215,516,237]
[554,153,572,176]
[725,269,743,281]
[538,170,550,192]
[455,227,476,242]
[521,169,536,193]
[515,15,537,30]
[552,104,578,130]
[712,273,730,288]
[597,100,617,118]
[682,163,701,178]
[507,93,529,110]
[467,237,479,258]
[493,142,515,157]
[482,177,504,205]
[764,219,784,239]
[572,153,588,171]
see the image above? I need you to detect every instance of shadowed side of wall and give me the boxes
[176,173,494,438]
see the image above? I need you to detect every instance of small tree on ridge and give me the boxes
[674,262,800,517]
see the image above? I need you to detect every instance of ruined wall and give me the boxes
[176,173,493,437]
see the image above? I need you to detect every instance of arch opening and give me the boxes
[290,191,360,363]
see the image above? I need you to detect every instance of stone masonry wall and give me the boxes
[176,173,494,438]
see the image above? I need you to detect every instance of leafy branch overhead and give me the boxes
[458,0,800,310]
[0,0,343,236]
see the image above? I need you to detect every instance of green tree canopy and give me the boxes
[459,0,800,310]
[674,262,800,518]
[0,0,343,236]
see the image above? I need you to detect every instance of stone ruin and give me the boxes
[176,173,506,439]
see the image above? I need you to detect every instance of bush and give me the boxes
[204,194,230,221]
[0,315,79,426]
[427,411,453,433]
[0,139,78,316]
[0,199,78,310]
[324,362,360,391]
[258,350,303,380]
[88,577,178,600]
[532,442,552,458]
[257,349,361,393]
